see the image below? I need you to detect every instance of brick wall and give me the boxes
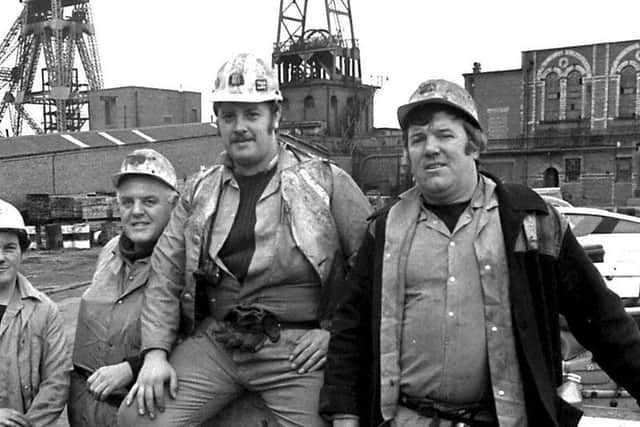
[464,69,523,139]
[2,136,224,210]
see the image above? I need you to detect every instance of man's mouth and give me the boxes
[231,138,254,144]
[424,162,447,170]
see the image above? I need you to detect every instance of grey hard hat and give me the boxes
[112,148,178,191]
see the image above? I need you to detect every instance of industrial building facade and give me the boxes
[465,39,640,207]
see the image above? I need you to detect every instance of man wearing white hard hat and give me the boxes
[0,199,71,427]
[320,79,640,427]
[118,53,371,427]
[68,148,179,427]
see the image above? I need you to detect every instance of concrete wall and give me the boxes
[89,87,201,130]
[1,135,224,210]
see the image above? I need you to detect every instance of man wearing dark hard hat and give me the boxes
[68,148,179,427]
[320,79,640,426]
[118,53,371,427]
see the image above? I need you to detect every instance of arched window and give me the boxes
[304,95,315,109]
[304,95,315,121]
[543,167,559,187]
[566,71,582,121]
[619,65,637,118]
[330,95,338,135]
[544,72,560,121]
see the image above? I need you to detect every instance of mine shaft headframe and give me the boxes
[0,0,103,136]
[273,0,361,85]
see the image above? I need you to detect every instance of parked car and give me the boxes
[541,195,574,208]
[556,206,640,302]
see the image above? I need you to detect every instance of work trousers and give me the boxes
[117,319,327,427]
[67,370,120,427]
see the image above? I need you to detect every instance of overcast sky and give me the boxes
[2,0,640,129]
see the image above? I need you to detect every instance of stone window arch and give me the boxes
[619,65,637,118]
[566,70,582,120]
[544,72,560,121]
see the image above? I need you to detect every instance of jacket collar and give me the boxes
[0,274,41,338]
[16,273,43,302]
[483,171,548,214]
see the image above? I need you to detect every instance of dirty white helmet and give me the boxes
[212,53,283,104]
[0,198,29,251]
[112,148,178,191]
[397,79,481,130]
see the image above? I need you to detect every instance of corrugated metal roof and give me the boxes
[0,123,218,159]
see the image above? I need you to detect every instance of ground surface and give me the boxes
[18,248,640,426]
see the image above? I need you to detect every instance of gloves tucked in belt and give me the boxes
[214,305,281,352]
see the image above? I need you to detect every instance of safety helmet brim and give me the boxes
[211,91,283,104]
[397,98,482,131]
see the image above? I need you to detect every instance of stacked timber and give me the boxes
[26,193,118,223]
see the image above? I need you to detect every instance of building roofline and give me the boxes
[92,86,201,95]
[522,38,640,53]
[462,68,522,77]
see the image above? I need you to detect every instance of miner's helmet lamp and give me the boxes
[211,53,283,105]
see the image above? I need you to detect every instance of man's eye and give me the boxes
[120,200,133,207]
[143,199,158,207]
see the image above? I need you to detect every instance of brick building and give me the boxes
[464,40,640,207]
[89,87,201,130]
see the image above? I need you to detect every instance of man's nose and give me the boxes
[233,116,249,133]
[422,134,440,155]
[131,200,144,215]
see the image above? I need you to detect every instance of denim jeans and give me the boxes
[118,319,327,427]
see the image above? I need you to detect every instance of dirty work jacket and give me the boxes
[141,146,372,353]
[0,273,71,426]
[321,173,640,427]
[72,235,147,385]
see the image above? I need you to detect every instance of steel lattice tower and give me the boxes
[273,0,376,139]
[0,0,103,137]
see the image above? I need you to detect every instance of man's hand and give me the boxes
[289,328,330,374]
[0,408,32,427]
[87,362,133,401]
[123,350,178,419]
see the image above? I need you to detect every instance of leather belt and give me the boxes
[400,395,497,427]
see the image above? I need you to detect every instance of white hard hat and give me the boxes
[0,199,29,251]
[212,53,283,104]
[112,148,178,192]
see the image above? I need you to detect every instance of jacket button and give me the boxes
[183,292,193,301]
